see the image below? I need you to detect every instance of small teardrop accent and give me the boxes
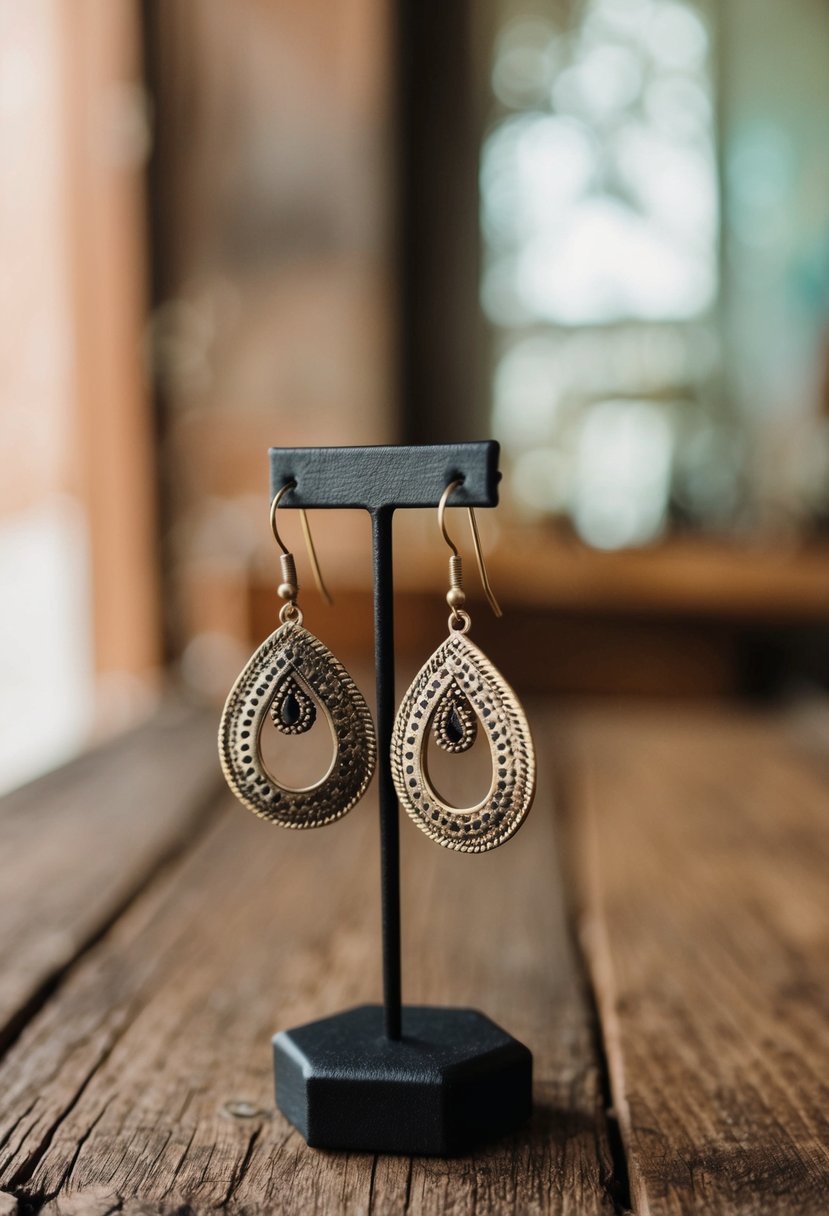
[271,676,316,735]
[391,632,535,852]
[445,708,464,745]
[219,620,376,827]
[432,685,477,753]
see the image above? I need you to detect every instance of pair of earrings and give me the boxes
[218,482,535,852]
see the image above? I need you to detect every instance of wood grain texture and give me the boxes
[566,708,829,1216]
[0,704,222,1050]
[0,713,612,1214]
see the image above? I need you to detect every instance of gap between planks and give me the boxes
[0,703,224,1058]
[563,705,829,1216]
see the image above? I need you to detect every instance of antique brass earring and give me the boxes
[391,481,535,852]
[219,483,376,827]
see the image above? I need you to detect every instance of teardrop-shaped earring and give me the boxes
[219,483,376,828]
[391,481,535,852]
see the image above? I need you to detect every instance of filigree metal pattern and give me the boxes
[219,620,376,827]
[391,631,535,852]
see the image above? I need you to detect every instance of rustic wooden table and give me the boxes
[0,700,826,1214]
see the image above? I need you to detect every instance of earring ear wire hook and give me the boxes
[438,478,463,557]
[298,508,334,606]
[270,482,334,606]
[466,505,502,618]
[438,479,502,618]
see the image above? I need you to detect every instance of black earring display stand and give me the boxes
[269,442,532,1156]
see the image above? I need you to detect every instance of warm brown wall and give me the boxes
[144,0,396,683]
[0,1,162,705]
[64,0,163,691]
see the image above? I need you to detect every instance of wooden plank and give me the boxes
[485,536,829,624]
[0,717,613,1214]
[567,708,829,1216]
[0,704,221,1050]
[253,536,829,631]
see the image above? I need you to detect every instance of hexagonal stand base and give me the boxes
[273,1004,532,1156]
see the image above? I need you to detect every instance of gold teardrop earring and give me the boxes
[391,480,535,852]
[219,483,376,827]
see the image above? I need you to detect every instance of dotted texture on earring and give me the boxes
[391,631,535,852]
[219,619,376,827]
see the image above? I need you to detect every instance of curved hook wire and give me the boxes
[437,479,464,557]
[269,482,333,606]
[438,479,502,618]
[269,481,295,555]
[466,505,502,618]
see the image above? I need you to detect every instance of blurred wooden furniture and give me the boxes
[0,700,826,1213]
[246,533,829,699]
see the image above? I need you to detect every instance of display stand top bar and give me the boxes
[268,442,500,511]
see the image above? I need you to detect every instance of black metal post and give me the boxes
[269,444,533,1154]
[268,443,501,1046]
[372,507,402,1039]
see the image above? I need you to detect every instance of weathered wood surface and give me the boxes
[0,704,222,1051]
[566,708,829,1216]
[4,701,827,1214]
[0,707,612,1214]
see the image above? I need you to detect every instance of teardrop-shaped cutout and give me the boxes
[391,632,535,852]
[219,620,376,827]
[258,670,334,790]
[425,709,492,810]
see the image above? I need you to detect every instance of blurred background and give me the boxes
[3,0,829,794]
